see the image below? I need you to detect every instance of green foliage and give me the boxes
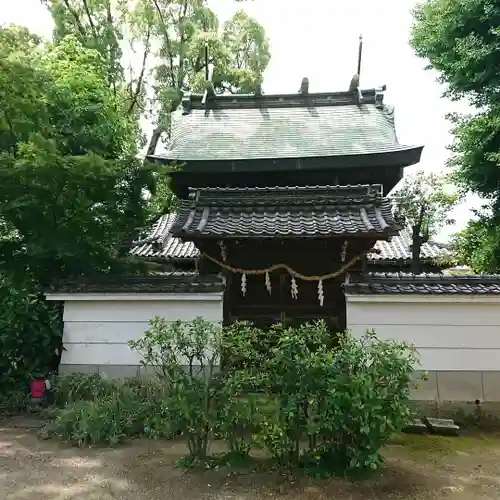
[130,316,221,459]
[447,110,500,199]
[452,213,500,272]
[43,374,182,445]
[44,0,125,94]
[411,0,500,270]
[391,171,459,273]
[44,0,271,161]
[411,0,500,106]
[52,373,118,406]
[246,324,417,474]
[44,319,418,476]
[0,389,31,416]
[0,27,154,285]
[0,276,61,392]
[127,318,418,476]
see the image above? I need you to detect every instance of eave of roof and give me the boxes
[45,273,225,294]
[344,273,500,295]
[171,185,399,239]
[130,215,451,264]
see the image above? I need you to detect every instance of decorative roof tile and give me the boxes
[344,273,500,295]
[151,89,422,162]
[46,273,224,294]
[131,215,450,265]
[131,214,196,260]
[171,185,399,239]
[368,228,450,264]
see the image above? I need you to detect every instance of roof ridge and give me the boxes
[182,87,386,112]
[355,272,500,283]
[188,184,384,206]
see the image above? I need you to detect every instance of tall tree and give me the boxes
[411,0,500,272]
[0,28,153,285]
[138,0,270,155]
[452,215,500,272]
[42,0,151,124]
[44,0,271,157]
[391,171,459,274]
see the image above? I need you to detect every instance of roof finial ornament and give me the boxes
[299,77,309,95]
[201,42,214,106]
[349,35,364,105]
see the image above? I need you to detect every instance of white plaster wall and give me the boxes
[55,294,224,368]
[345,297,500,371]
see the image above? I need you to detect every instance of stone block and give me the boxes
[424,417,460,436]
[403,419,428,434]
[98,365,139,379]
[58,364,98,375]
[410,370,439,401]
[437,371,483,402]
[482,372,500,402]
[138,365,161,380]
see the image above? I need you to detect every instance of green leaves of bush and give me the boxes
[42,375,182,446]
[128,318,418,475]
[0,277,61,393]
[45,319,418,476]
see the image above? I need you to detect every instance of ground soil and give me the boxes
[2,417,500,500]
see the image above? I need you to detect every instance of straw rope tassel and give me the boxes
[200,250,367,281]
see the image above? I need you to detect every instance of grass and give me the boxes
[390,432,500,458]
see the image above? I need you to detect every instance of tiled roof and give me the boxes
[131,215,450,264]
[171,185,399,239]
[46,273,224,294]
[131,214,196,260]
[151,89,422,162]
[344,273,500,295]
[368,228,450,264]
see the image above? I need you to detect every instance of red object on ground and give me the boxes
[30,379,45,398]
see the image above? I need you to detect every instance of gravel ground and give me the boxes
[2,417,500,500]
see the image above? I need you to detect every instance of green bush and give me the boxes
[128,317,418,476]
[130,316,221,460]
[52,373,117,406]
[46,318,418,477]
[257,325,417,474]
[0,389,31,415]
[43,374,182,445]
[0,276,61,394]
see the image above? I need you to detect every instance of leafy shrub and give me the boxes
[0,276,61,394]
[43,374,182,445]
[127,317,418,475]
[42,392,138,446]
[217,372,259,458]
[49,318,418,476]
[0,389,31,415]
[250,324,418,474]
[52,373,117,406]
[130,317,221,460]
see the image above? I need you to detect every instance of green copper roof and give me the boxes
[151,88,422,162]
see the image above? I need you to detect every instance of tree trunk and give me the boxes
[146,127,163,157]
[411,225,422,274]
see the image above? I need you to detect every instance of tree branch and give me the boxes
[177,0,189,89]
[127,27,151,116]
[1,108,18,156]
[152,0,176,88]
[106,0,117,98]
[62,0,87,40]
[82,0,98,40]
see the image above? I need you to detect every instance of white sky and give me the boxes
[1,0,481,241]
